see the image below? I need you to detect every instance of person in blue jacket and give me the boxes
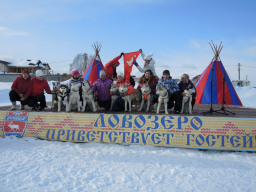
[156,70,181,113]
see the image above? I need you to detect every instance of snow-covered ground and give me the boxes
[1,82,256,192]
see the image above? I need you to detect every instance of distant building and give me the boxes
[0,59,51,75]
[232,80,250,87]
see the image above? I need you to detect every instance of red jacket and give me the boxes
[31,77,52,96]
[11,74,33,99]
[112,79,134,95]
[104,56,121,79]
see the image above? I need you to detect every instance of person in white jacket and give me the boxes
[133,49,157,76]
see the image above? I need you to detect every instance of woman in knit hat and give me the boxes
[9,70,33,110]
[28,70,53,110]
[91,70,113,110]
[110,71,135,111]
[68,69,84,90]
[133,49,156,76]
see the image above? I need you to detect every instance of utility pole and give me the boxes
[238,63,241,80]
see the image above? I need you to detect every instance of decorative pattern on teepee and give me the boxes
[195,41,242,106]
[82,42,104,85]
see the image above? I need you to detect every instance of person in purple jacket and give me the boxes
[91,70,113,110]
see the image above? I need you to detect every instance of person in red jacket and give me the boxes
[28,70,53,110]
[104,53,123,80]
[9,70,33,110]
[111,72,134,111]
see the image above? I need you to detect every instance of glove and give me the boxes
[120,93,127,97]
[139,49,142,53]
[133,61,139,67]
[120,52,124,57]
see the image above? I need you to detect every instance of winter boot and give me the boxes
[10,102,17,110]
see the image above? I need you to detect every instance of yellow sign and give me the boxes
[1,111,256,151]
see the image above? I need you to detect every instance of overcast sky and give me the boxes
[0,0,256,85]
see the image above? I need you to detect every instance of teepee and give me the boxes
[195,41,242,106]
[82,42,104,85]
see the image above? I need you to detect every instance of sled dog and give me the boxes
[156,85,169,114]
[66,83,81,112]
[109,84,119,110]
[57,84,68,112]
[130,89,142,108]
[138,83,153,112]
[51,81,60,109]
[81,80,96,112]
[119,84,132,112]
[181,87,195,114]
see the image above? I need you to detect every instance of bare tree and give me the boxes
[69,52,92,74]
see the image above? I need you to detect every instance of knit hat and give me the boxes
[35,70,44,77]
[144,53,153,60]
[163,70,170,75]
[117,71,124,77]
[22,70,29,75]
[181,73,189,80]
[72,70,79,76]
[99,70,106,76]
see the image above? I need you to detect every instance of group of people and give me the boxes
[10,70,53,110]
[9,49,196,113]
[83,49,196,113]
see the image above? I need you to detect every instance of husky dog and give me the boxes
[57,84,68,112]
[156,85,169,114]
[66,83,81,112]
[51,81,60,109]
[181,87,195,114]
[109,84,119,110]
[138,83,153,112]
[119,84,132,112]
[81,80,96,112]
[130,89,142,108]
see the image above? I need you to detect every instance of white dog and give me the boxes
[138,83,153,112]
[119,84,132,112]
[51,81,60,109]
[57,84,68,112]
[156,85,169,114]
[81,80,96,112]
[181,88,195,114]
[66,83,81,112]
[109,84,119,110]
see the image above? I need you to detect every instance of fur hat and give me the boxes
[117,71,124,77]
[35,70,44,77]
[163,70,170,76]
[99,70,106,77]
[144,53,153,60]
[181,73,189,80]
[72,70,79,76]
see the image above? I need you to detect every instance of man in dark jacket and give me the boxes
[156,70,181,113]
[9,70,33,110]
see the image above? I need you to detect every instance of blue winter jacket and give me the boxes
[156,77,180,95]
